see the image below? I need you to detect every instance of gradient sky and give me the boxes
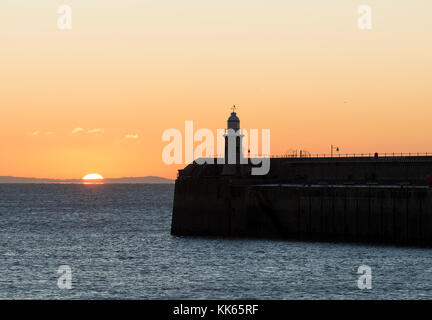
[1,0,431,179]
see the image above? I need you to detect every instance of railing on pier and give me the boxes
[207,152,432,160]
[269,152,432,159]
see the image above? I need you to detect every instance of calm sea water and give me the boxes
[0,184,432,299]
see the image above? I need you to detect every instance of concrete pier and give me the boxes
[171,156,432,246]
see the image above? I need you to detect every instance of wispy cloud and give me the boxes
[71,127,104,136]
[88,128,105,135]
[125,134,139,139]
[30,131,54,136]
[71,127,84,134]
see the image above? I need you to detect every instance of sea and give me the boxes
[0,183,432,299]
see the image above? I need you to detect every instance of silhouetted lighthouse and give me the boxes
[222,106,244,174]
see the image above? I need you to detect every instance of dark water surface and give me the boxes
[0,184,431,299]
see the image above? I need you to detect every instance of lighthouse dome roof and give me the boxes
[228,112,239,122]
[227,112,240,130]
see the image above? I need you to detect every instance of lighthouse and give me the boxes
[223,106,244,169]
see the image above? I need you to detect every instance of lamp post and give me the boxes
[331,145,339,157]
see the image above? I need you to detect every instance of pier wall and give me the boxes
[171,179,231,236]
[171,157,432,245]
[172,181,432,245]
[237,185,432,245]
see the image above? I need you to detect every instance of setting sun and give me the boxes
[82,173,104,180]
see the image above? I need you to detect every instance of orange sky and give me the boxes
[1,1,431,179]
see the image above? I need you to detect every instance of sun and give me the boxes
[82,173,104,180]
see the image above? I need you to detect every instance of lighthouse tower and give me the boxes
[223,106,244,167]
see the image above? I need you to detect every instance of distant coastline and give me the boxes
[0,176,174,184]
